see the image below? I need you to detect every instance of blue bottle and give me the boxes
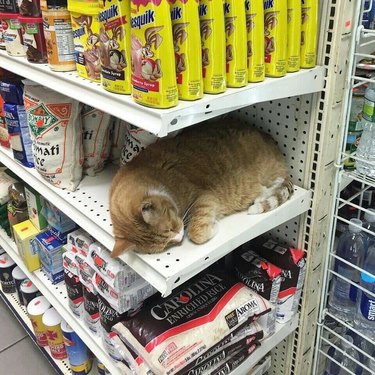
[328,219,365,321]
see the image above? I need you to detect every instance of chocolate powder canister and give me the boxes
[42,307,68,360]
[61,319,92,375]
[18,16,47,63]
[0,253,16,293]
[27,295,51,346]
[0,12,25,57]
[12,266,26,304]
[41,0,76,71]
[20,278,41,307]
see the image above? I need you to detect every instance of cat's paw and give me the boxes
[248,203,264,215]
[188,220,218,244]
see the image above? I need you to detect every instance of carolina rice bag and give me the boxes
[81,104,112,176]
[23,84,83,191]
[109,118,127,165]
[112,268,271,375]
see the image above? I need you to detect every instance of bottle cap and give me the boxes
[12,266,26,281]
[349,219,362,233]
[364,209,375,223]
[361,271,375,283]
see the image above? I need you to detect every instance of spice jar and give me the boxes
[0,12,25,56]
[41,0,75,71]
[19,16,47,63]
[18,0,41,16]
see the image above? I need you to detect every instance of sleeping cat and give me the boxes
[109,122,293,256]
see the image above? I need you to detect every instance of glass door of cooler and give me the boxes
[313,1,375,374]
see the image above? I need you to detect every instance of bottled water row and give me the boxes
[325,212,375,374]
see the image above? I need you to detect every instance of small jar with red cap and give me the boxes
[18,15,47,63]
[0,12,25,56]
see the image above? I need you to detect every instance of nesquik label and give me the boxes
[131,0,178,108]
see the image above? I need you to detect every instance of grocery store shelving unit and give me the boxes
[0,287,71,375]
[0,49,325,137]
[0,229,122,375]
[0,0,359,374]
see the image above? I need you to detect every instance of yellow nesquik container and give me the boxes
[245,0,264,82]
[199,0,226,94]
[300,0,318,68]
[224,0,247,87]
[98,0,132,94]
[131,0,178,108]
[286,0,301,72]
[27,296,51,347]
[169,0,203,100]
[69,0,102,82]
[264,0,287,77]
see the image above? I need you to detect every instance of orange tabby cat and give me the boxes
[110,122,293,256]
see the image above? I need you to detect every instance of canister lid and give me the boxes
[42,307,62,327]
[12,266,26,280]
[0,253,15,268]
[27,296,51,316]
[60,319,74,333]
[20,279,39,294]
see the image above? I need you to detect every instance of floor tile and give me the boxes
[0,297,28,352]
[0,336,57,374]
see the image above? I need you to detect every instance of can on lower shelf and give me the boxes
[27,295,51,347]
[42,307,68,360]
[0,252,16,294]
[20,279,41,307]
[11,266,26,304]
[61,319,92,375]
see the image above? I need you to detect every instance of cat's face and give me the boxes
[111,194,184,257]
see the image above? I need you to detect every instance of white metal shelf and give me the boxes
[0,147,311,297]
[0,229,121,375]
[0,50,325,136]
[231,316,299,375]
[0,287,71,375]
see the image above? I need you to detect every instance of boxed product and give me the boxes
[88,242,140,289]
[248,237,306,323]
[35,230,65,284]
[41,200,77,233]
[13,220,44,272]
[0,95,10,148]
[24,185,47,231]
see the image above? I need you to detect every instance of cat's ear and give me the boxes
[111,238,136,258]
[141,201,155,224]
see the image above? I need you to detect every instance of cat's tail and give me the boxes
[248,177,294,215]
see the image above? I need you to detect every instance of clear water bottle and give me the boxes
[353,246,375,341]
[363,208,375,252]
[362,82,375,122]
[328,219,365,321]
[356,120,375,177]
[324,335,360,374]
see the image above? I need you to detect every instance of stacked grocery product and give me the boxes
[1,0,319,108]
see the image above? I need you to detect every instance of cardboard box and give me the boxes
[24,185,47,231]
[13,220,43,272]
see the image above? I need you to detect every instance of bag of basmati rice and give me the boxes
[81,105,112,176]
[109,118,127,165]
[23,84,83,191]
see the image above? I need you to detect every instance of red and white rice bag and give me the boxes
[67,229,95,257]
[112,268,271,375]
[23,84,83,191]
[81,104,112,176]
[87,242,140,289]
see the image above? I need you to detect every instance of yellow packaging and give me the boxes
[69,1,102,82]
[286,0,301,72]
[264,0,288,77]
[245,0,264,82]
[27,296,51,347]
[13,220,43,272]
[169,0,203,100]
[98,0,132,94]
[300,0,318,68]
[131,0,178,108]
[224,0,247,87]
[199,0,226,94]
